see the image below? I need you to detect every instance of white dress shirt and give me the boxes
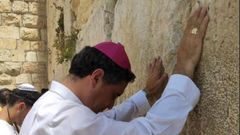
[0,119,18,135]
[20,74,200,135]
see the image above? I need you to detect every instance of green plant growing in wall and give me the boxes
[53,9,78,64]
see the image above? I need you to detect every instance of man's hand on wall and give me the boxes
[144,57,168,105]
[173,6,210,79]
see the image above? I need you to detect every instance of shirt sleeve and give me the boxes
[102,90,151,121]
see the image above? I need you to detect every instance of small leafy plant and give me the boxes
[53,9,78,64]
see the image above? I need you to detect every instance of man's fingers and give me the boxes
[189,7,202,23]
[197,7,208,25]
[159,60,165,76]
[156,73,168,87]
[153,58,157,69]
[199,15,210,37]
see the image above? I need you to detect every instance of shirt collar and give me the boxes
[49,81,82,104]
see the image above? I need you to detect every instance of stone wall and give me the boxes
[0,0,47,90]
[47,0,71,82]
[47,0,239,134]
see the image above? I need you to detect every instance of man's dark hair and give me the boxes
[8,89,41,107]
[0,88,11,107]
[69,46,135,84]
[41,88,49,95]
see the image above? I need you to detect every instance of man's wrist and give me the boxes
[173,63,194,79]
[142,89,156,106]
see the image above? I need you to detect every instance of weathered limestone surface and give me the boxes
[4,62,21,76]
[30,41,46,51]
[0,0,47,90]
[0,0,11,12]
[0,26,19,39]
[71,0,95,30]
[112,1,239,134]
[0,74,12,85]
[26,51,37,62]
[46,0,70,82]
[23,14,45,28]
[17,40,31,50]
[23,62,46,74]
[12,1,28,13]
[20,28,40,41]
[47,0,239,134]
[29,2,46,15]
[2,13,21,26]
[15,73,32,84]
[74,0,117,51]
[0,39,17,49]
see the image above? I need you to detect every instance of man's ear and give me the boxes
[90,69,104,87]
[16,102,27,112]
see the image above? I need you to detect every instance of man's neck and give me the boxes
[0,106,12,124]
[62,75,91,104]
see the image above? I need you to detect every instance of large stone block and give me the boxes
[23,62,46,74]
[23,14,45,28]
[16,73,32,84]
[26,51,37,62]
[0,26,20,39]
[4,62,21,76]
[0,39,17,49]
[17,40,31,50]
[0,74,12,85]
[12,1,28,13]
[29,2,46,15]
[0,0,11,12]
[11,49,25,62]
[2,13,21,26]
[20,28,40,41]
[32,73,47,84]
[0,49,11,61]
[30,41,46,51]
